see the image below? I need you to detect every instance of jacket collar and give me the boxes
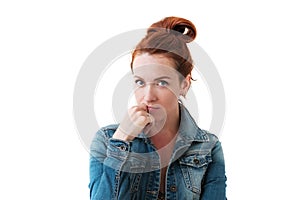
[177,103,209,143]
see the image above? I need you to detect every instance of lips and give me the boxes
[147,105,160,111]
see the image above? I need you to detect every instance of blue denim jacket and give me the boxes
[89,104,227,199]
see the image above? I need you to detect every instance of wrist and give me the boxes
[112,129,135,142]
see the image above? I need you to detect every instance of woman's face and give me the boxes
[132,53,190,122]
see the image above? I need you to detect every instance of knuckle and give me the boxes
[137,115,147,125]
[135,111,144,116]
[132,106,139,111]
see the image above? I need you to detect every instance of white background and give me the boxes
[1,0,300,199]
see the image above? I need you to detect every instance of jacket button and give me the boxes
[119,145,126,151]
[170,185,177,192]
[193,158,200,164]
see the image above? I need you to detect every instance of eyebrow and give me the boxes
[133,75,171,81]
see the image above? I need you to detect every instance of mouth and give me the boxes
[147,105,160,111]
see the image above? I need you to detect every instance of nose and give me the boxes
[143,84,157,102]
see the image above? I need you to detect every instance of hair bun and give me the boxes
[148,16,197,43]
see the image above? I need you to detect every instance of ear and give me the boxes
[180,75,191,97]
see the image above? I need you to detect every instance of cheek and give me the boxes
[168,94,179,104]
[134,89,143,101]
[166,85,181,98]
[161,90,179,102]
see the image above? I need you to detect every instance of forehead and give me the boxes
[133,53,175,68]
[132,54,182,79]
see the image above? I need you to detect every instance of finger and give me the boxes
[129,104,147,115]
[147,113,154,124]
[134,112,154,127]
[135,115,149,128]
[139,103,148,112]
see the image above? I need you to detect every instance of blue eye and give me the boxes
[157,80,168,87]
[135,80,145,86]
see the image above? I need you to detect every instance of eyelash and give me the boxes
[135,80,145,86]
[134,80,169,87]
[157,80,168,86]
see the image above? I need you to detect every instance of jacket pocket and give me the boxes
[179,153,212,194]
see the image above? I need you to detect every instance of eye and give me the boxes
[157,80,168,87]
[135,79,145,87]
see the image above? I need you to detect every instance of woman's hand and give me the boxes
[113,103,154,141]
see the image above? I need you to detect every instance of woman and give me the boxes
[89,16,227,200]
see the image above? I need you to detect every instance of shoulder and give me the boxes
[199,129,224,157]
[92,124,119,144]
[200,129,219,143]
[90,124,119,153]
[192,126,220,144]
[95,124,119,138]
[192,128,221,153]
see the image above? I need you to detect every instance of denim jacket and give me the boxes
[89,104,227,200]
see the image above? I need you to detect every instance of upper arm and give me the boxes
[89,130,108,198]
[88,128,132,200]
[201,141,227,200]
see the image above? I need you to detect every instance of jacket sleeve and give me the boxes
[200,140,227,200]
[89,128,131,200]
